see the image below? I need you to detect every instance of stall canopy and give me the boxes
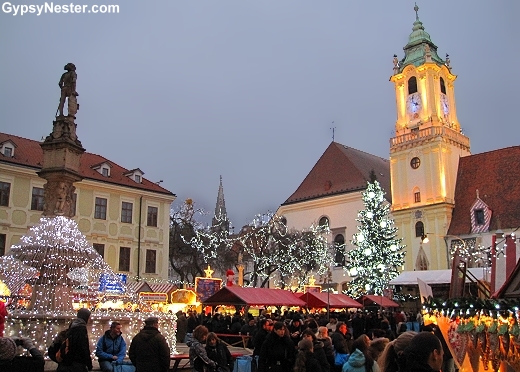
[202,286,306,307]
[358,295,400,308]
[299,292,362,309]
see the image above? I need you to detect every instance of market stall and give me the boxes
[202,286,306,307]
[299,291,363,309]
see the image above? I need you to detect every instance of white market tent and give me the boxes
[389,268,486,286]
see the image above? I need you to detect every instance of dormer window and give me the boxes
[0,140,17,157]
[474,209,485,225]
[470,192,491,234]
[91,162,112,177]
[123,168,144,184]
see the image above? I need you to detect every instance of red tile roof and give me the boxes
[282,142,391,205]
[0,132,175,196]
[448,146,520,235]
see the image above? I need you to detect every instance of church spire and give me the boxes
[212,175,230,234]
[395,3,446,73]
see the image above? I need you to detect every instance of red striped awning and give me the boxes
[149,283,178,294]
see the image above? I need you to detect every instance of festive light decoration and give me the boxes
[239,213,333,289]
[345,181,405,297]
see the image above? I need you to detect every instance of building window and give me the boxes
[474,209,485,225]
[31,187,45,211]
[415,221,425,238]
[95,197,107,219]
[93,243,105,258]
[0,182,11,207]
[440,77,446,94]
[0,234,5,256]
[318,217,329,229]
[334,234,345,267]
[408,76,418,94]
[414,191,421,203]
[121,202,133,223]
[119,247,130,272]
[410,157,421,169]
[135,175,141,183]
[4,147,12,157]
[147,206,158,227]
[145,249,156,273]
[102,168,109,177]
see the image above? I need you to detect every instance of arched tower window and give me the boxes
[318,216,329,229]
[334,234,345,267]
[415,221,425,238]
[440,77,446,94]
[408,76,418,94]
[413,187,421,203]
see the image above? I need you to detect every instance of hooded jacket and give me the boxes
[95,329,127,363]
[129,326,170,372]
[342,349,380,372]
[58,317,92,371]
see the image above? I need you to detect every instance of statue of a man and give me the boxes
[57,63,78,117]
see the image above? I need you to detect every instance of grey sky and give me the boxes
[1,1,519,229]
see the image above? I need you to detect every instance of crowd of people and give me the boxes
[0,307,450,372]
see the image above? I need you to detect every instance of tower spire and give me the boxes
[212,175,230,233]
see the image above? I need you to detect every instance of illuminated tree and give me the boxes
[169,199,236,285]
[345,181,405,297]
[238,213,332,289]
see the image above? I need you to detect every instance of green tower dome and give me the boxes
[397,3,445,73]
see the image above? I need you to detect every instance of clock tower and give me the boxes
[389,5,470,271]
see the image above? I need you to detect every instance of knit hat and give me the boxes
[0,337,17,361]
[77,308,91,322]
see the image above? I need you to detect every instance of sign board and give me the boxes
[139,292,168,302]
[195,277,222,302]
[99,273,125,293]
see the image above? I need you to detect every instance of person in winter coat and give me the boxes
[0,336,45,372]
[317,326,335,368]
[188,325,217,372]
[301,328,330,372]
[205,332,233,372]
[293,338,322,372]
[331,322,352,355]
[95,321,127,372]
[57,308,93,372]
[287,316,303,348]
[258,321,295,372]
[176,312,188,344]
[342,334,380,372]
[377,331,417,372]
[402,332,443,372]
[129,316,170,372]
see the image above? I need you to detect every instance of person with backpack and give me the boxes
[95,321,127,372]
[51,308,93,372]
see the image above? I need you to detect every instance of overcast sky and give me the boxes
[1,1,519,229]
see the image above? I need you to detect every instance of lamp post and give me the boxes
[322,267,333,321]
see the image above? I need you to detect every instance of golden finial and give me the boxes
[309,275,316,286]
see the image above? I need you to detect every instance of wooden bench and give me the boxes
[170,351,245,372]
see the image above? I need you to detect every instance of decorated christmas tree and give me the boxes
[345,180,405,298]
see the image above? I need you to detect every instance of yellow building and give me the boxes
[389,6,470,270]
[0,132,176,283]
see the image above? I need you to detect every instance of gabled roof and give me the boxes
[202,286,306,306]
[357,295,400,308]
[448,146,520,235]
[282,142,391,205]
[0,132,175,196]
[389,268,485,286]
[298,292,362,309]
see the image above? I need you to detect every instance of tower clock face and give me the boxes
[440,94,449,114]
[406,93,422,115]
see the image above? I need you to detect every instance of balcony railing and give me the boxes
[390,126,470,150]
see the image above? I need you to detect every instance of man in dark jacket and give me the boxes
[129,317,170,372]
[57,307,93,372]
[257,321,295,372]
[95,321,127,371]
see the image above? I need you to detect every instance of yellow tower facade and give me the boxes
[389,6,470,270]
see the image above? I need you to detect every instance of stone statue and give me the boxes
[393,54,400,74]
[57,63,78,117]
[445,53,451,69]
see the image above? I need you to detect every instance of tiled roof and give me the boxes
[448,146,520,235]
[0,132,175,196]
[282,142,391,205]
